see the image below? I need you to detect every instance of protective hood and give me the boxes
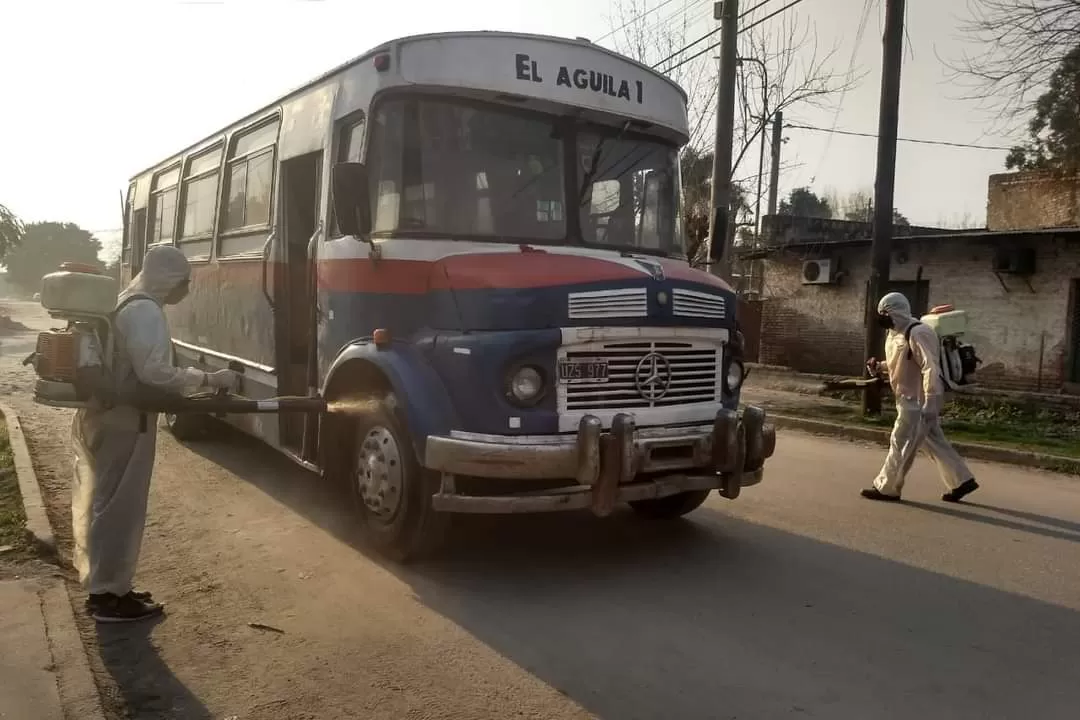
[120,245,191,305]
[877,291,916,332]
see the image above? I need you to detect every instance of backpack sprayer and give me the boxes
[24,263,327,416]
[825,304,981,392]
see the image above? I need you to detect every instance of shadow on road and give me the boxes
[966,501,1080,535]
[185,429,1080,720]
[95,615,212,720]
[905,500,1080,544]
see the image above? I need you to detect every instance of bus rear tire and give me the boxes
[163,411,211,442]
[338,394,447,563]
[629,490,711,519]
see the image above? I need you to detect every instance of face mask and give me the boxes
[876,313,895,330]
[165,278,190,305]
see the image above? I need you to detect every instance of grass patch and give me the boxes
[0,419,30,555]
[776,399,1080,458]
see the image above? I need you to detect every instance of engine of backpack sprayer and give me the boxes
[921,304,981,389]
[25,263,120,408]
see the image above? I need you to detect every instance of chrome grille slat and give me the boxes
[672,288,727,320]
[568,288,647,319]
[560,339,720,411]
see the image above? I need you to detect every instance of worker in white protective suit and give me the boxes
[72,245,238,623]
[860,291,980,504]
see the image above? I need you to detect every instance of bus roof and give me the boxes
[129,30,688,181]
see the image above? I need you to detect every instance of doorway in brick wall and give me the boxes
[736,298,763,362]
[1066,280,1080,386]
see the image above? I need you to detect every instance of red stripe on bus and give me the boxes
[428,253,643,289]
[316,258,432,294]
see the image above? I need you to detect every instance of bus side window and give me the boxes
[122,182,135,268]
[329,115,366,238]
[219,118,281,256]
[178,144,224,259]
[149,165,180,246]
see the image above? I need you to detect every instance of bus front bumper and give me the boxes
[424,407,776,515]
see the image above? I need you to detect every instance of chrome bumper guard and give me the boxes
[425,406,777,515]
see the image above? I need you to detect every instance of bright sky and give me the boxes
[0,0,1021,262]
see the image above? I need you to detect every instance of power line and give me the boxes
[785,122,1013,151]
[596,0,688,43]
[652,0,778,69]
[809,0,874,181]
[659,0,809,73]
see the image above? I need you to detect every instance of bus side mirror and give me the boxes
[332,162,372,239]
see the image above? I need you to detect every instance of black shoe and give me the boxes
[87,593,164,624]
[861,487,902,502]
[943,478,979,503]
[127,589,153,602]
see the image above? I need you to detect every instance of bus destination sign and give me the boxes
[514,53,644,105]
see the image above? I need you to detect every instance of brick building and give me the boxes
[748,170,1080,392]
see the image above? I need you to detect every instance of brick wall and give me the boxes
[760,248,871,374]
[987,171,1080,231]
[760,237,1080,391]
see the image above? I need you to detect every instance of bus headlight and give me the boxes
[508,366,544,404]
[725,360,745,394]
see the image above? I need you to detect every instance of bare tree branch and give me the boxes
[606,0,858,264]
[941,0,1080,124]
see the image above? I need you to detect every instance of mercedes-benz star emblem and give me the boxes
[634,352,672,401]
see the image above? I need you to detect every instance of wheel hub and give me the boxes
[356,426,403,521]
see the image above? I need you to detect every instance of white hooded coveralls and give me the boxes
[873,292,975,497]
[71,246,206,596]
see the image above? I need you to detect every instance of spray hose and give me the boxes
[153,390,327,415]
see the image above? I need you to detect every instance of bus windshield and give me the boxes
[366,95,685,257]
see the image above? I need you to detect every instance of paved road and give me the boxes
[3,299,1080,719]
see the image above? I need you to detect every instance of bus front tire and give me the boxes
[629,489,711,519]
[337,395,447,563]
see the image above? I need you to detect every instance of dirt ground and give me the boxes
[6,298,1080,720]
[0,300,592,720]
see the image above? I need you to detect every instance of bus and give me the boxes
[120,31,777,560]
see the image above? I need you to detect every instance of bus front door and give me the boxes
[276,151,322,460]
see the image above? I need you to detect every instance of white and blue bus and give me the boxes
[121,31,777,560]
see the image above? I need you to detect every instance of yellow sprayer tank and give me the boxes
[40,264,119,317]
[921,304,967,337]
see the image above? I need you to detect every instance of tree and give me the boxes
[678,146,754,264]
[3,222,103,294]
[1004,45,1080,171]
[777,187,831,218]
[948,1,1080,122]
[681,145,714,261]
[825,188,910,226]
[607,0,857,261]
[0,203,23,261]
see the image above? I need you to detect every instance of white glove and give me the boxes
[204,369,239,391]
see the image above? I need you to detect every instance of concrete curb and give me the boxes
[771,414,1080,475]
[41,581,107,720]
[1,404,107,720]
[1,403,55,552]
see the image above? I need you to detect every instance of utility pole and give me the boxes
[862,0,907,416]
[766,109,783,228]
[707,0,739,279]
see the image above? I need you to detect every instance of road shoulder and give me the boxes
[0,402,106,720]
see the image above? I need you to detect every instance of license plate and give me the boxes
[558,358,609,384]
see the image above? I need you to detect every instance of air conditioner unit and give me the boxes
[801,258,837,285]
